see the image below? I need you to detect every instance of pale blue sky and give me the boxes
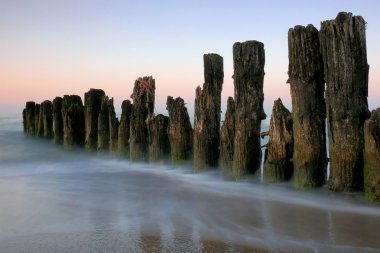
[1,0,379,115]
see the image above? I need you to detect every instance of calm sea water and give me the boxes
[0,114,379,253]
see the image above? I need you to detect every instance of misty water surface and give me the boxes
[0,114,379,253]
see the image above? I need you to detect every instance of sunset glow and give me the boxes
[1,1,379,115]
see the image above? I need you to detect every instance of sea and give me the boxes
[0,113,379,253]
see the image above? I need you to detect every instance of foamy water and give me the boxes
[0,114,379,253]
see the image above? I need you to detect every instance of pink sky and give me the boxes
[1,1,379,115]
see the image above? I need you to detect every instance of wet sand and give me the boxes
[1,116,380,253]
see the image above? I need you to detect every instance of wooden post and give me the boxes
[118,100,133,156]
[62,95,85,147]
[167,96,193,165]
[52,97,63,144]
[232,41,266,179]
[129,76,155,161]
[364,109,380,202]
[194,53,224,171]
[320,12,370,191]
[288,24,326,187]
[41,100,53,138]
[25,101,36,135]
[146,114,170,162]
[84,89,105,150]
[263,99,293,184]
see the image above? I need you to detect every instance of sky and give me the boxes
[1,0,379,116]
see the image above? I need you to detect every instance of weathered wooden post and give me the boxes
[22,108,27,133]
[220,97,235,177]
[288,25,327,188]
[167,96,193,165]
[263,99,293,184]
[62,95,85,146]
[52,97,63,144]
[364,109,380,203]
[97,96,110,150]
[34,104,41,136]
[97,96,119,152]
[118,100,133,156]
[25,101,36,135]
[108,98,119,152]
[36,103,44,137]
[232,41,266,179]
[41,100,53,138]
[84,88,105,150]
[146,114,170,162]
[194,53,224,171]
[320,12,370,191]
[129,76,155,161]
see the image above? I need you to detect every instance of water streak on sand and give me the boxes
[0,115,379,253]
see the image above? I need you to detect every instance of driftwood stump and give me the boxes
[232,40,266,179]
[52,97,63,144]
[129,76,155,161]
[364,109,380,203]
[220,97,235,177]
[194,53,224,171]
[118,100,133,156]
[288,24,326,188]
[41,100,53,138]
[84,88,105,150]
[263,99,293,184]
[167,96,193,165]
[62,95,85,147]
[146,114,170,163]
[320,12,370,191]
[25,101,36,135]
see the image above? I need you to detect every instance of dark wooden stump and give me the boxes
[232,40,266,179]
[35,104,41,136]
[320,12,370,191]
[288,24,327,188]
[167,96,193,165]
[97,96,110,150]
[84,88,105,150]
[194,53,224,171]
[25,101,36,135]
[130,76,155,161]
[118,100,133,156]
[52,97,63,144]
[220,97,235,177]
[62,95,85,147]
[41,100,53,138]
[146,114,170,163]
[36,103,44,137]
[263,99,293,184]
[22,108,27,133]
[109,98,119,152]
[364,109,380,203]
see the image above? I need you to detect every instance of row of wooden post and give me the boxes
[22,12,379,203]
